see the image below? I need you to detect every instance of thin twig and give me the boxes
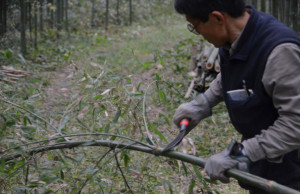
[78,142,136,193]
[77,148,113,194]
[25,164,30,194]
[114,149,133,194]
[142,80,157,145]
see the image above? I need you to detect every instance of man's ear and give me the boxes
[210,11,225,24]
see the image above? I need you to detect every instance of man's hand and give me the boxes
[173,94,211,132]
[204,141,250,183]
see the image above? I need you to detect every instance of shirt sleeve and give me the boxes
[204,72,224,108]
[243,43,300,162]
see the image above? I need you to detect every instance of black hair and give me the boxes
[174,0,246,22]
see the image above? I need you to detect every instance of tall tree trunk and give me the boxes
[268,0,272,14]
[27,2,32,44]
[34,0,38,49]
[272,0,279,19]
[20,0,27,56]
[116,0,120,25]
[252,0,258,8]
[65,0,68,31]
[60,0,64,26]
[291,0,299,32]
[0,0,7,35]
[56,0,61,30]
[129,0,132,25]
[39,0,44,32]
[260,0,266,12]
[50,0,54,28]
[91,0,95,27]
[105,0,108,30]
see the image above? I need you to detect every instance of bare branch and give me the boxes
[114,149,133,194]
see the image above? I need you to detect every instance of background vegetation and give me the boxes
[0,0,300,193]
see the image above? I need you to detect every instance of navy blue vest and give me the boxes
[220,6,300,186]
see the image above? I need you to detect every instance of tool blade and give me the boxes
[161,130,186,153]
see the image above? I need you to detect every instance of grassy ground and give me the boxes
[1,11,248,193]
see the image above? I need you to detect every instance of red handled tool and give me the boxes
[161,119,190,153]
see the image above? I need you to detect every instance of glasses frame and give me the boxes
[187,23,200,35]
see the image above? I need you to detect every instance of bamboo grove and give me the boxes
[1,0,300,58]
[0,0,172,57]
[245,0,300,32]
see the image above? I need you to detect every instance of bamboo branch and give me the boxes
[2,140,299,194]
[2,133,153,154]
[77,148,113,194]
[142,81,157,145]
[114,149,133,194]
[184,80,195,99]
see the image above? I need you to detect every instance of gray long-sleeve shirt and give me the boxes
[205,43,300,162]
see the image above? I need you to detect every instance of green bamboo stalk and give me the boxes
[2,140,300,193]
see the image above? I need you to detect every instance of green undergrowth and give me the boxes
[0,12,246,194]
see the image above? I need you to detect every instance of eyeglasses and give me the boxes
[187,23,200,35]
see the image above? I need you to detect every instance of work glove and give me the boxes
[173,94,211,133]
[204,141,250,183]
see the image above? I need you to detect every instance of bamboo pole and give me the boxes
[2,140,300,194]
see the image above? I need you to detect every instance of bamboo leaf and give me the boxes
[158,90,167,103]
[94,94,104,100]
[157,52,165,66]
[60,170,64,180]
[104,124,110,133]
[76,118,90,131]
[181,161,188,176]
[112,109,121,125]
[58,116,70,133]
[188,179,196,194]
[159,113,170,126]
[193,165,203,180]
[149,123,167,142]
[162,179,173,194]
[142,61,153,70]
[21,126,36,134]
[121,151,130,169]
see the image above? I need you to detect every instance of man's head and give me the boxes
[174,0,248,47]
[174,0,246,22]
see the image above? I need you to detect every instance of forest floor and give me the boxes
[1,14,247,193]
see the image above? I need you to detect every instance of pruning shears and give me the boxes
[161,119,190,153]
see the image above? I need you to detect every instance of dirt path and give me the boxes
[42,62,79,126]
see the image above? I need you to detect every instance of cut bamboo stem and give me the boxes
[201,45,214,62]
[214,55,221,73]
[205,48,219,70]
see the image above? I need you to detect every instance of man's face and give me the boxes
[186,13,227,48]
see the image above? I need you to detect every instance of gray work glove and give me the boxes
[173,94,211,133]
[204,141,250,183]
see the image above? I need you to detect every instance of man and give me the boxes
[172,0,300,193]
